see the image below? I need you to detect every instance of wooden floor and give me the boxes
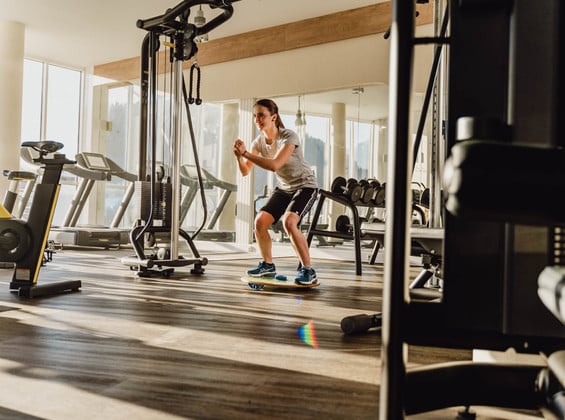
[0,243,544,419]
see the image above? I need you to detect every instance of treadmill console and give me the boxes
[80,153,111,171]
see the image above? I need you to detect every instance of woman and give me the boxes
[233,99,318,284]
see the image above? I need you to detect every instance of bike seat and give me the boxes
[21,141,64,155]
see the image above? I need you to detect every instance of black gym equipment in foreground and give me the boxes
[379,1,565,418]
[122,0,238,277]
[0,141,81,298]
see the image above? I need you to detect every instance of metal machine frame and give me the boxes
[122,0,239,276]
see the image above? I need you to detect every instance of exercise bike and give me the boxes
[0,141,81,298]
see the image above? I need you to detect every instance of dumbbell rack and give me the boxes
[306,189,381,275]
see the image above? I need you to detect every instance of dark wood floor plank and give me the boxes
[0,246,541,419]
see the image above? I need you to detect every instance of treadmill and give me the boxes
[49,152,137,248]
[179,164,237,242]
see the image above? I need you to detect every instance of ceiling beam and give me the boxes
[93,1,433,81]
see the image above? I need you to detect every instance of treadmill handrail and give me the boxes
[64,164,110,181]
[75,152,138,183]
[181,164,237,192]
[20,147,109,181]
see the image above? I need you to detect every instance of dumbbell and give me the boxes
[367,179,381,190]
[340,313,382,334]
[412,188,422,204]
[358,180,375,205]
[418,187,444,209]
[330,176,363,202]
[366,179,382,206]
[335,214,353,234]
[419,187,430,208]
[335,215,369,234]
[373,182,385,206]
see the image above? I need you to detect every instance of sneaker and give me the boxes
[247,261,276,277]
[295,266,317,285]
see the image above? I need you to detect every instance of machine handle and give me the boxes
[137,0,235,35]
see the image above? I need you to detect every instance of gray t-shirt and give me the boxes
[251,128,317,191]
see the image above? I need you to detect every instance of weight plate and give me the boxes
[374,186,386,206]
[361,186,375,204]
[368,179,381,188]
[350,185,363,202]
[335,215,351,233]
[331,176,347,194]
[0,220,31,262]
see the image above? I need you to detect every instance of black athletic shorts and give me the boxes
[260,187,318,224]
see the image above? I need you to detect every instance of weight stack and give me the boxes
[134,181,172,226]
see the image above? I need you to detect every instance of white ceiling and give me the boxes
[1,0,383,69]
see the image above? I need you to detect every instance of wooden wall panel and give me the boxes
[94,1,433,81]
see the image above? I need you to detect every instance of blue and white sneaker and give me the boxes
[247,261,276,278]
[295,266,317,285]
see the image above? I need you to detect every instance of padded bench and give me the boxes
[362,222,444,264]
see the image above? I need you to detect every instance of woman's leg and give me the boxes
[282,211,311,267]
[254,210,275,263]
[281,187,318,268]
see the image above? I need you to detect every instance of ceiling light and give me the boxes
[295,96,307,127]
[295,110,306,127]
[194,6,208,43]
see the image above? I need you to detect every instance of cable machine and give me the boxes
[380,0,565,418]
[122,0,239,277]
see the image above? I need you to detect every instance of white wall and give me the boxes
[103,25,434,117]
[0,21,25,193]
[197,29,433,103]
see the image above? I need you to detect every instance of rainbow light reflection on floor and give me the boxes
[296,320,318,348]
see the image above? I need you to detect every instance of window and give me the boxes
[100,82,225,231]
[45,65,81,158]
[20,59,83,226]
[180,102,223,230]
[351,120,372,180]
[280,113,329,189]
[21,60,43,142]
[103,84,139,227]
[303,115,329,188]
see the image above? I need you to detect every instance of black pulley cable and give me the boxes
[167,43,174,165]
[136,32,160,242]
[411,4,449,175]
[182,74,208,240]
[188,60,202,105]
